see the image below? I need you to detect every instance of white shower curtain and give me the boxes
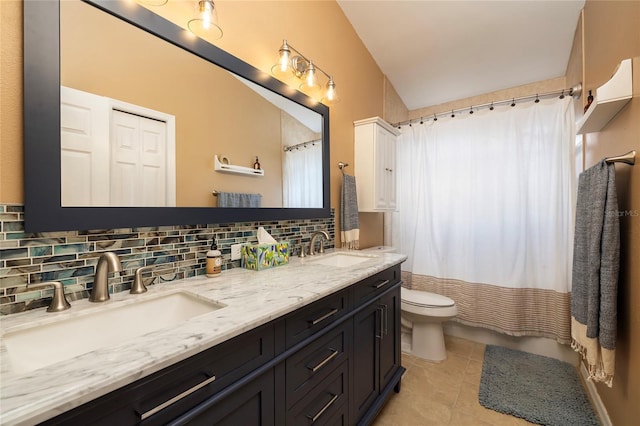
[392,97,576,342]
[283,143,323,208]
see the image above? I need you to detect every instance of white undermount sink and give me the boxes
[2,290,225,374]
[307,252,377,267]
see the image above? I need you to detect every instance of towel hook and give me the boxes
[338,162,349,175]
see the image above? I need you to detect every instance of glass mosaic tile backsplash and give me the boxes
[0,204,335,315]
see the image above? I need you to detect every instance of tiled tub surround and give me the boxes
[0,250,407,425]
[0,204,335,315]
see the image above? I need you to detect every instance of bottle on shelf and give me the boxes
[253,156,261,170]
[584,90,594,113]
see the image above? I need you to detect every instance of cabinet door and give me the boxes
[379,288,401,391]
[351,302,381,421]
[383,129,397,210]
[171,370,274,426]
[373,126,388,210]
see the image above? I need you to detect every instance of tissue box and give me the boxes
[241,242,289,270]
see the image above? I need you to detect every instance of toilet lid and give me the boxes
[401,287,455,307]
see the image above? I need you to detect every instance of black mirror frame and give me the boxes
[23,0,330,232]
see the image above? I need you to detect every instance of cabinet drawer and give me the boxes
[285,290,348,349]
[286,360,349,426]
[286,322,351,408]
[42,324,274,426]
[139,325,274,425]
[352,265,400,306]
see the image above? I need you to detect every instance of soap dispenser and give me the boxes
[206,238,222,278]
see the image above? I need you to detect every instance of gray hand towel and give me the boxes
[340,174,359,249]
[217,192,262,208]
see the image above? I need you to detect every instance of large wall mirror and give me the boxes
[23,0,330,232]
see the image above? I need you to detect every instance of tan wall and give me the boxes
[0,1,23,203]
[0,0,385,243]
[383,76,409,125]
[568,1,640,424]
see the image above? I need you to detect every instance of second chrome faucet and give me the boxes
[89,252,122,302]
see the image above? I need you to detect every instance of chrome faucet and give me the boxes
[89,252,122,302]
[309,230,330,255]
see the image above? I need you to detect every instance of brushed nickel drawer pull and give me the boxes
[140,375,216,420]
[307,348,339,373]
[372,279,390,289]
[306,393,339,423]
[376,307,384,339]
[309,308,339,325]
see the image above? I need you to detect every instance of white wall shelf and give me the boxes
[577,58,633,135]
[214,155,264,176]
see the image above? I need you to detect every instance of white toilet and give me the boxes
[401,287,457,362]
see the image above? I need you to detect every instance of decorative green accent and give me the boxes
[241,242,290,271]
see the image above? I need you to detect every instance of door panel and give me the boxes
[60,86,110,206]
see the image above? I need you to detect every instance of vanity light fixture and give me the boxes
[137,0,223,41]
[188,0,223,41]
[271,40,340,105]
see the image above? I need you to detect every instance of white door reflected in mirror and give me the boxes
[61,86,177,207]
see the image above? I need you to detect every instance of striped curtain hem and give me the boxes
[403,272,571,344]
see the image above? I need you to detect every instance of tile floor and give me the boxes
[373,335,538,426]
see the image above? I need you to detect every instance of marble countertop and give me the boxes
[0,250,406,426]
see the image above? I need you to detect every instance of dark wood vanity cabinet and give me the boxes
[40,265,404,426]
[40,323,275,426]
[352,272,402,424]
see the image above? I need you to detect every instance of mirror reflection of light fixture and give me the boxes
[271,39,340,105]
[187,0,223,41]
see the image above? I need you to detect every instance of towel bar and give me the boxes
[605,150,635,166]
[212,190,262,196]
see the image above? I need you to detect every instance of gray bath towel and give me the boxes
[571,160,619,387]
[217,192,262,208]
[340,174,360,249]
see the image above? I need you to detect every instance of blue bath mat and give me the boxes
[479,345,599,426]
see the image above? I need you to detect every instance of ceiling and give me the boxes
[337,0,584,110]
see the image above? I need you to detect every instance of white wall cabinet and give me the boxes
[354,117,401,212]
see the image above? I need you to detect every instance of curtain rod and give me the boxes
[283,138,321,152]
[393,84,582,128]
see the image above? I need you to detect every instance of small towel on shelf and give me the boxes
[217,192,262,208]
[340,174,359,249]
[571,160,620,387]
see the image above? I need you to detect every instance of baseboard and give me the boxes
[579,363,612,426]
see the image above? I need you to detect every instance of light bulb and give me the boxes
[304,61,319,88]
[271,40,292,78]
[322,77,340,105]
[187,0,223,41]
[299,61,322,98]
[278,41,290,73]
[201,1,212,29]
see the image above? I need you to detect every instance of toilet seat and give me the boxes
[401,287,455,308]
